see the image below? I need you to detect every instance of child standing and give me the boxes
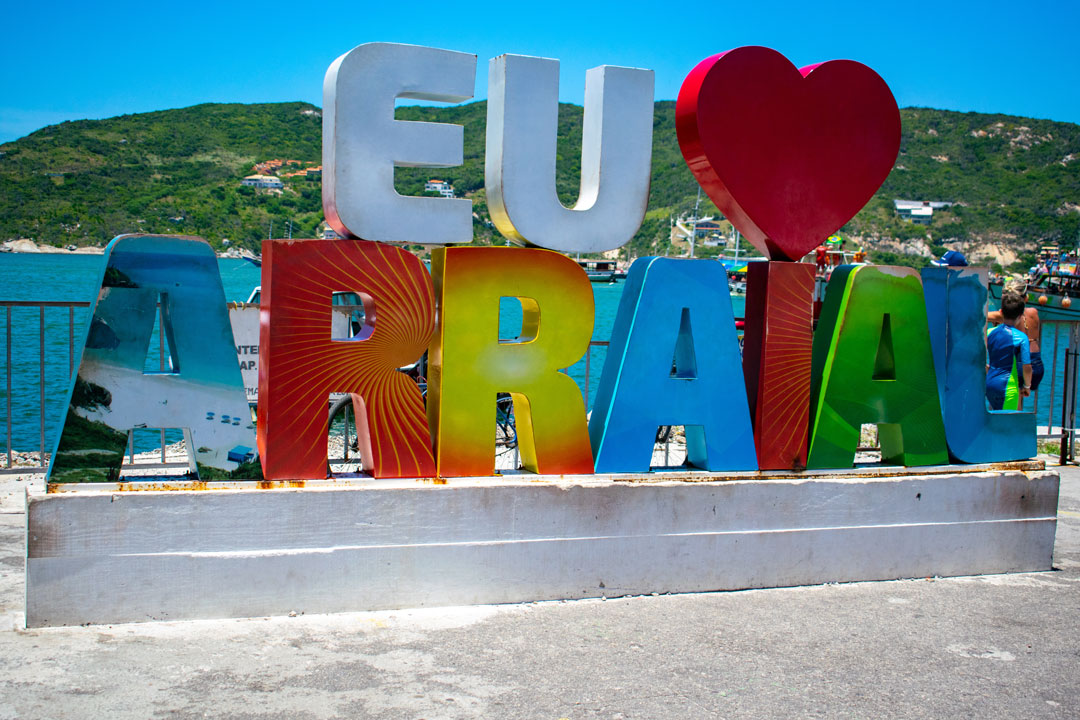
[986,290,1033,411]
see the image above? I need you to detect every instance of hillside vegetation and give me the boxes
[1,101,1078,269]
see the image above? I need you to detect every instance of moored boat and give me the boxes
[575,259,618,283]
[989,276,1080,320]
[990,244,1080,320]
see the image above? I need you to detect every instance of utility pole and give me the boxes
[268,219,273,240]
[689,185,701,259]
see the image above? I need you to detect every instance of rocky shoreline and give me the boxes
[1,238,254,260]
[1,238,104,254]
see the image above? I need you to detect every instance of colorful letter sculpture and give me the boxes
[807,266,949,468]
[323,42,476,244]
[675,46,900,261]
[921,267,1036,462]
[590,257,757,473]
[429,247,594,476]
[43,46,1036,488]
[48,235,256,483]
[741,262,815,470]
[485,54,654,252]
[258,239,436,480]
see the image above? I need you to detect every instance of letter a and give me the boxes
[589,257,757,473]
[49,235,256,483]
[807,265,948,468]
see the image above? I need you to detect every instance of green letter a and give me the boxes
[807,266,948,468]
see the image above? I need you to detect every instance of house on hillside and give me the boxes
[242,175,284,190]
[253,159,290,176]
[894,199,954,225]
[673,216,724,244]
[425,179,455,198]
[693,219,722,238]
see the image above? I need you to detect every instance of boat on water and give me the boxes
[575,259,619,283]
[989,245,1080,320]
[239,248,262,267]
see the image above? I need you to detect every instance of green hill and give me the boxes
[0,102,323,248]
[851,108,1080,269]
[1,101,1078,270]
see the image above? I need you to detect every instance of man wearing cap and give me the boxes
[932,250,969,267]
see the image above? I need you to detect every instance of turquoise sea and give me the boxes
[0,252,1070,454]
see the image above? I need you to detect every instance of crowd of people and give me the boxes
[1025,246,1080,293]
[813,238,866,274]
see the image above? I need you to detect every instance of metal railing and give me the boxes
[1,300,186,475]
[1043,320,1080,463]
[579,340,609,409]
[5,304,1080,472]
[2,301,88,474]
[1033,320,1071,436]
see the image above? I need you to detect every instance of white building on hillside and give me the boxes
[242,174,284,190]
[425,179,455,198]
[894,199,954,225]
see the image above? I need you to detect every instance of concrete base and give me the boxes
[25,465,1059,627]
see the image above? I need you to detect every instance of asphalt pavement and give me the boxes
[0,462,1076,719]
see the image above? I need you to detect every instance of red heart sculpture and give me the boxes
[676,46,900,262]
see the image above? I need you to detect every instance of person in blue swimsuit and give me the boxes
[988,279,1043,408]
[986,290,1033,410]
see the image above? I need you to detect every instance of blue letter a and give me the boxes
[921,266,1035,462]
[49,235,256,483]
[589,257,757,473]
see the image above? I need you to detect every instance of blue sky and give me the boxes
[2,0,1077,143]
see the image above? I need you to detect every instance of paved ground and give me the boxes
[0,462,1076,719]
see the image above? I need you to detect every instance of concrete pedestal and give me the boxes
[25,463,1059,627]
